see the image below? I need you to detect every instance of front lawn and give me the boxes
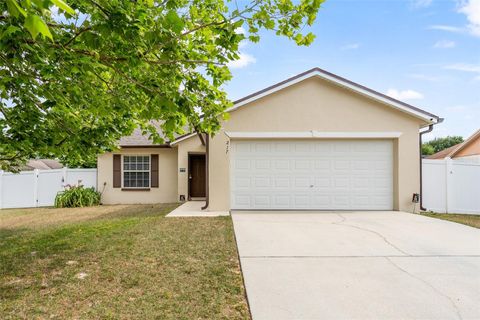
[0,204,249,319]
[421,212,480,229]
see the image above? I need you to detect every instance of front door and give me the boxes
[189,154,206,198]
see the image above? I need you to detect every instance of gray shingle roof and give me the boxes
[119,122,191,147]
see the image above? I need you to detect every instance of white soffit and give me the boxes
[225,131,403,139]
[170,133,197,145]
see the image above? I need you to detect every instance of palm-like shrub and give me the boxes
[55,184,101,208]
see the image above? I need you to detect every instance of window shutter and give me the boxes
[113,154,121,188]
[151,154,159,188]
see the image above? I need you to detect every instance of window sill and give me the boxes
[121,188,151,191]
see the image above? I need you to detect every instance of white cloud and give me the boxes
[228,27,255,69]
[445,63,480,73]
[341,43,361,50]
[386,89,424,100]
[412,0,433,8]
[408,73,446,81]
[458,0,480,36]
[433,40,456,48]
[445,105,468,112]
[227,52,256,69]
[235,26,246,35]
[428,25,465,33]
[445,63,480,81]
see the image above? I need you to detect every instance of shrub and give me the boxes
[55,184,101,208]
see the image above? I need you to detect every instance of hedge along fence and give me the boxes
[0,168,97,209]
[55,185,101,208]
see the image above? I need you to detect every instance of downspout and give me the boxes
[201,134,209,210]
[419,124,434,211]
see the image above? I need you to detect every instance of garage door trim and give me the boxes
[230,139,394,211]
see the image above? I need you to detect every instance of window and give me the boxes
[123,155,150,188]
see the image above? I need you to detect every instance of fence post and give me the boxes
[63,167,68,187]
[33,169,39,207]
[445,158,453,214]
[0,170,3,209]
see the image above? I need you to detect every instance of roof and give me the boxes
[119,67,442,147]
[427,129,480,159]
[119,121,190,147]
[449,129,480,158]
[20,159,63,171]
[427,144,462,159]
[229,67,441,125]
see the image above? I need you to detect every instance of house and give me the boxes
[97,68,442,212]
[427,129,480,164]
[20,159,63,171]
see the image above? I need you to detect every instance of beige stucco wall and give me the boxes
[97,147,178,204]
[176,136,206,200]
[208,77,427,212]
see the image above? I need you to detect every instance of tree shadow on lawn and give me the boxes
[0,205,249,319]
[98,203,179,220]
[0,217,139,300]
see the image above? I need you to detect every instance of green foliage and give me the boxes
[423,136,464,154]
[55,185,101,208]
[0,0,325,171]
[421,144,435,156]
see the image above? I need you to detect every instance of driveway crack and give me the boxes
[385,257,463,320]
[334,213,410,256]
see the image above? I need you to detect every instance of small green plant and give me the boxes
[55,184,101,208]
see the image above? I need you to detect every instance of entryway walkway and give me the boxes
[166,201,229,217]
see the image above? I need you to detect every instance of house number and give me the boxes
[179,168,186,172]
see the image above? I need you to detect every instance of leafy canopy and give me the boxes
[0,0,324,170]
[422,135,464,155]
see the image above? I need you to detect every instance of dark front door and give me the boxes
[189,154,206,198]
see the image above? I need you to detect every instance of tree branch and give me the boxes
[63,27,92,47]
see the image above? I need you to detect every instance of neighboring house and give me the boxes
[97,67,441,212]
[427,129,480,164]
[20,159,63,171]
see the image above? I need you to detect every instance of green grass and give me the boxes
[421,212,480,229]
[0,204,249,319]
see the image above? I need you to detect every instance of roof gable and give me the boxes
[427,129,480,159]
[450,129,480,158]
[228,67,441,124]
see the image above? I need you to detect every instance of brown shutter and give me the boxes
[113,154,121,188]
[151,154,159,188]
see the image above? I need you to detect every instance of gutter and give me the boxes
[419,118,443,211]
[201,134,209,210]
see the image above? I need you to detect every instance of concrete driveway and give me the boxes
[232,211,480,320]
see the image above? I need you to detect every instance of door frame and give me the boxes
[188,152,206,200]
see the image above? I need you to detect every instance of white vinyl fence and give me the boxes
[422,159,480,214]
[0,168,97,209]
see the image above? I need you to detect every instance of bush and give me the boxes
[55,185,101,208]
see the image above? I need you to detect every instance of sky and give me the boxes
[223,0,480,141]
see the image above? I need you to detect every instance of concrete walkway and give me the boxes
[166,201,229,217]
[232,211,480,320]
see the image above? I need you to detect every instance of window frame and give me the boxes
[121,154,151,189]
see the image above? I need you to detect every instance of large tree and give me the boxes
[422,136,464,156]
[0,0,323,170]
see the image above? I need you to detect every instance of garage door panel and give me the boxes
[294,177,312,188]
[231,140,393,210]
[294,195,311,207]
[274,177,291,188]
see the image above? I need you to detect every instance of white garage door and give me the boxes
[230,140,393,210]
